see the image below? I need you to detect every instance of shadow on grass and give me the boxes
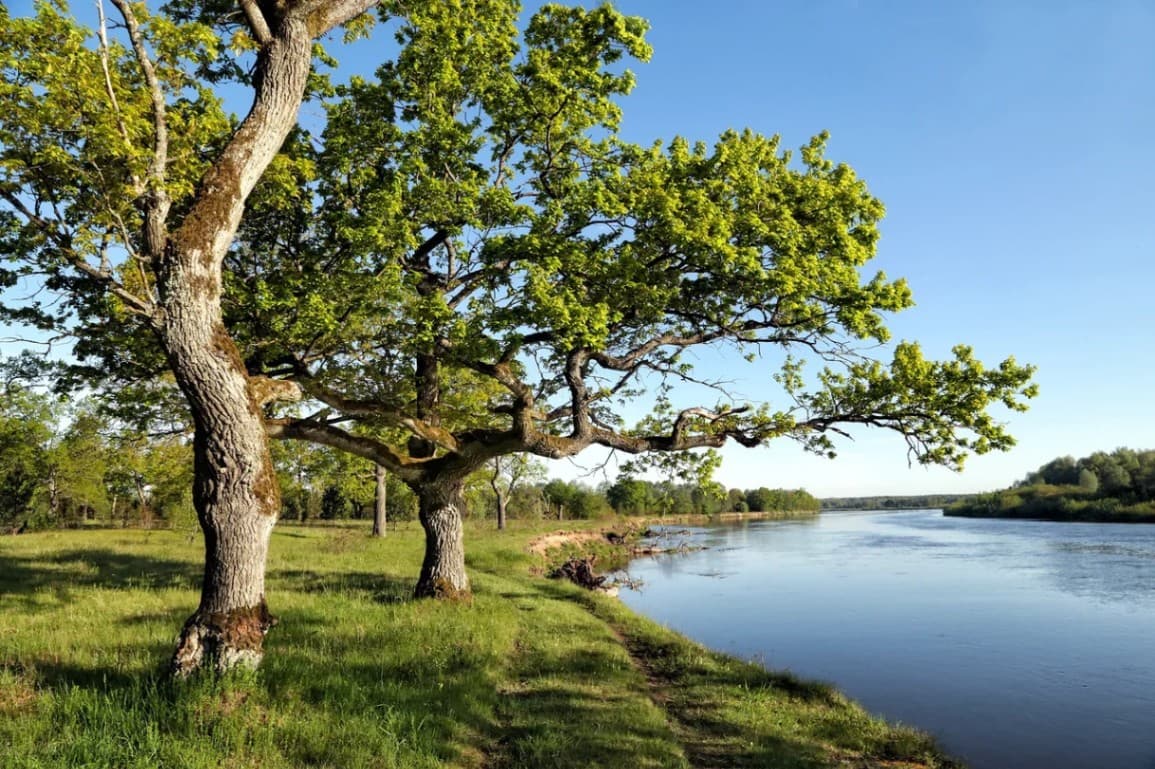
[495,679,686,769]
[0,548,200,599]
[272,569,414,604]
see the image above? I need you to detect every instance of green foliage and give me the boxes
[605,478,654,516]
[0,387,195,531]
[272,440,386,522]
[1077,468,1099,494]
[743,487,821,514]
[820,494,974,511]
[540,480,611,520]
[603,477,818,517]
[216,0,1036,500]
[949,447,1155,522]
[0,385,56,529]
[0,0,229,339]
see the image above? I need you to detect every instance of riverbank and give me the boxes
[945,495,1155,523]
[1,521,958,768]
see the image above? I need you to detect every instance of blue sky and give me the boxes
[4,1,1154,497]
[544,0,1155,495]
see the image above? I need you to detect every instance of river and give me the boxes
[617,509,1155,769]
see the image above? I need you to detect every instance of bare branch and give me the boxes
[95,0,142,194]
[109,0,169,255]
[266,418,421,480]
[295,372,462,452]
[299,0,380,37]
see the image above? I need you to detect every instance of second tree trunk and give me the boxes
[414,478,469,598]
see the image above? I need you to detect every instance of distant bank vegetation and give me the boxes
[947,448,1155,522]
[820,494,974,511]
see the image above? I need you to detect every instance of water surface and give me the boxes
[618,510,1155,769]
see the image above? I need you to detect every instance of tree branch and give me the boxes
[109,0,169,256]
[95,0,142,195]
[299,0,379,37]
[295,372,461,453]
[0,190,157,321]
[241,0,274,45]
[266,418,421,481]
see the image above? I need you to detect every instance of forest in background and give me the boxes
[0,385,818,533]
[947,448,1155,522]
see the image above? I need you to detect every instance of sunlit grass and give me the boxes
[1,521,960,768]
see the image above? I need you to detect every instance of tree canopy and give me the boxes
[221,1,1037,483]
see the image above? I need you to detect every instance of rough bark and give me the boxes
[164,284,283,675]
[163,15,315,677]
[413,478,470,599]
[372,463,387,538]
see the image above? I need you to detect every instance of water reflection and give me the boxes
[619,510,1155,769]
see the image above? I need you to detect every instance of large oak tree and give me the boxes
[0,0,378,674]
[219,1,1038,597]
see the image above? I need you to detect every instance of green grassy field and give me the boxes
[0,521,961,768]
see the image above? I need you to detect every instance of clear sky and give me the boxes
[541,0,1155,496]
[4,1,1154,497]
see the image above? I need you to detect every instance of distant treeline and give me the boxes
[2,385,819,532]
[820,494,974,511]
[947,448,1155,523]
[606,479,819,517]
[290,477,819,524]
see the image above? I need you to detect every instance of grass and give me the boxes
[1,520,961,768]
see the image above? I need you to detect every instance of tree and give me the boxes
[607,478,655,516]
[489,454,545,530]
[0,0,378,674]
[1025,456,1079,487]
[1077,468,1099,494]
[47,403,113,524]
[214,1,1039,598]
[725,488,747,513]
[0,385,56,531]
[541,480,578,522]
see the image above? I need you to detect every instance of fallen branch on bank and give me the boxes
[549,555,608,590]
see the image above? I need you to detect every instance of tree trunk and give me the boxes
[496,493,507,531]
[164,306,281,676]
[157,15,317,677]
[414,478,470,599]
[372,464,387,537]
[47,471,59,520]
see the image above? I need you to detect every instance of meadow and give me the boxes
[0,521,959,768]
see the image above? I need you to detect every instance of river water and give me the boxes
[617,510,1155,769]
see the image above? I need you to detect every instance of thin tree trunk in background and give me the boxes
[373,464,387,537]
[496,494,507,530]
[489,458,507,531]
